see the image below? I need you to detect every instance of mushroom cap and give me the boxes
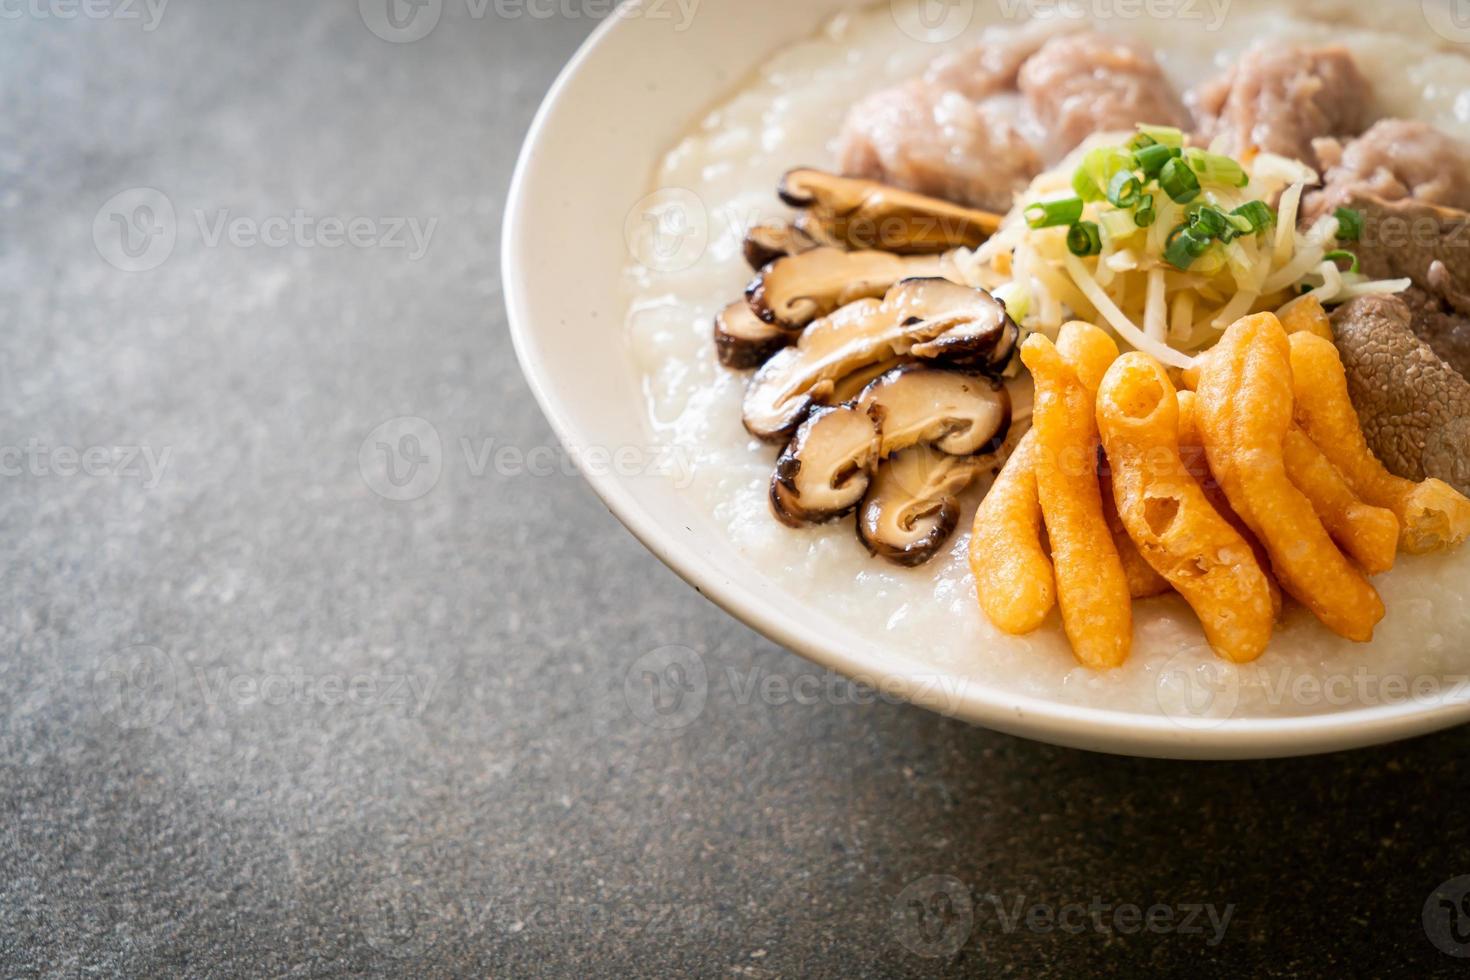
[741,298,893,441]
[856,445,981,566]
[741,280,1019,442]
[741,221,833,271]
[745,247,942,331]
[769,405,881,527]
[888,277,1021,372]
[713,299,792,369]
[777,168,1002,254]
[857,364,1011,457]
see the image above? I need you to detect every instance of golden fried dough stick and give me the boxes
[1101,476,1171,599]
[1278,294,1333,341]
[969,321,1122,635]
[969,430,1055,634]
[1056,319,1118,395]
[1097,354,1276,663]
[1020,331,1131,668]
[1287,331,1470,554]
[1196,314,1382,641]
[1060,319,1166,593]
[1176,390,1283,619]
[1280,427,1399,575]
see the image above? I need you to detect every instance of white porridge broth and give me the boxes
[623,0,1470,717]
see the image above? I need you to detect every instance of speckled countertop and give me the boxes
[1,2,1468,976]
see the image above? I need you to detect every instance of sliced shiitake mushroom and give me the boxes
[857,364,1010,458]
[891,278,1021,372]
[778,168,1003,254]
[829,356,907,403]
[742,221,838,270]
[741,279,1018,442]
[770,405,881,527]
[713,299,791,369]
[857,446,983,566]
[746,247,944,331]
[771,365,1009,529]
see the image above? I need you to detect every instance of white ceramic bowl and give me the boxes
[503,0,1470,758]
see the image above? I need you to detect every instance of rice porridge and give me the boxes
[623,0,1470,719]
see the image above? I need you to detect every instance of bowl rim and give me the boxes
[501,2,1470,759]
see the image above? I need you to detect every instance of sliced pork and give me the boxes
[1017,32,1189,158]
[836,79,1041,213]
[1191,45,1371,166]
[1309,119,1470,215]
[835,31,1056,212]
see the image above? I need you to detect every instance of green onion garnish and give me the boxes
[1231,200,1275,235]
[1107,170,1142,209]
[1025,196,1085,229]
[1134,124,1184,149]
[1224,211,1256,235]
[1134,193,1156,228]
[1184,148,1249,188]
[1324,249,1360,275]
[1072,146,1134,203]
[1132,143,1174,180]
[1098,208,1140,242]
[1067,221,1102,257]
[1334,207,1364,241]
[1159,157,1201,204]
[1163,223,1212,270]
[1188,204,1228,240]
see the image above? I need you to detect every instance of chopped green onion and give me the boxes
[1164,223,1212,270]
[1324,249,1360,274]
[1072,146,1134,203]
[1134,194,1157,228]
[1067,221,1102,257]
[993,280,1030,322]
[1188,204,1228,240]
[1184,148,1249,188]
[1132,143,1174,180]
[1134,124,1184,148]
[1224,211,1255,235]
[1231,200,1275,235]
[1106,170,1142,208]
[1025,196,1084,229]
[1098,208,1140,242]
[1128,133,1158,152]
[1334,206,1364,241]
[1159,157,1201,204]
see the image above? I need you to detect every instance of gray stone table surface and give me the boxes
[2,2,1469,976]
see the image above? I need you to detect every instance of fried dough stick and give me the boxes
[1288,331,1470,555]
[970,321,1126,634]
[1097,354,1275,663]
[1195,314,1383,642]
[969,429,1055,634]
[1020,327,1131,668]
